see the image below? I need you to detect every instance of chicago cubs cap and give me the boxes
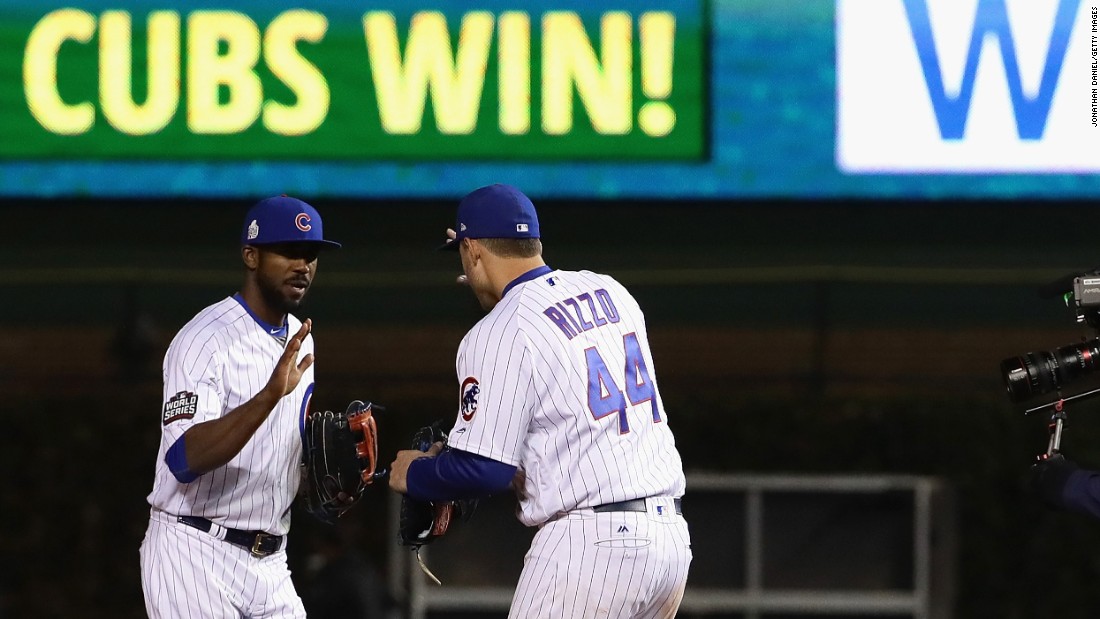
[241,196,341,249]
[440,183,540,251]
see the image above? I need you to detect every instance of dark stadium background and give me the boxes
[3,0,1100,616]
[6,196,1100,617]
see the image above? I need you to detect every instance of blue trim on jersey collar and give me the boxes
[502,265,553,299]
[232,293,288,339]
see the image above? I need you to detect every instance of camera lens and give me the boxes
[1001,338,1100,403]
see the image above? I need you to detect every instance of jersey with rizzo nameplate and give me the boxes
[146,296,314,535]
[447,269,686,527]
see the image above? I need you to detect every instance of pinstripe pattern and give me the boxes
[449,270,687,526]
[508,499,692,619]
[142,296,313,617]
[446,270,691,617]
[141,510,306,618]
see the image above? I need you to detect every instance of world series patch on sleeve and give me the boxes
[162,391,197,425]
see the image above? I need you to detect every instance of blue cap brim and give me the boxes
[251,239,342,250]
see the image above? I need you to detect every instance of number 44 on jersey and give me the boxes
[586,333,659,434]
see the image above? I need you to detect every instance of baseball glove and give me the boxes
[399,422,478,584]
[301,400,386,524]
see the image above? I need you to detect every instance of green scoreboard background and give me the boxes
[5,2,704,160]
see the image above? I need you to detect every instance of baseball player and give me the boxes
[389,184,692,618]
[140,196,340,618]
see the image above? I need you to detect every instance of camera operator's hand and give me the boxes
[1030,454,1078,510]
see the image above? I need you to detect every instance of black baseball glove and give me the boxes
[398,422,479,584]
[301,400,386,524]
[398,422,478,583]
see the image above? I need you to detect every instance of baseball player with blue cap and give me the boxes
[241,195,342,249]
[141,195,339,618]
[439,183,540,249]
[390,183,693,618]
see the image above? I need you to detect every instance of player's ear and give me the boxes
[465,239,482,263]
[242,245,260,270]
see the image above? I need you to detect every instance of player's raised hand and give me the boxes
[268,319,315,398]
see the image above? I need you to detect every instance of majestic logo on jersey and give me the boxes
[460,377,480,421]
[295,213,312,232]
[163,391,198,425]
[247,219,259,240]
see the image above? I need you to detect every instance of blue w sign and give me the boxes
[837,0,1094,173]
[903,0,1079,140]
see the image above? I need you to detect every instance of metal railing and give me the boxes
[388,473,953,619]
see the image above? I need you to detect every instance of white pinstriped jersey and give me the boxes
[447,269,686,527]
[146,296,314,535]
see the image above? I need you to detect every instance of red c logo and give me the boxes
[295,213,312,232]
[460,377,480,422]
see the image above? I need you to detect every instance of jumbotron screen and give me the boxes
[0,0,1097,198]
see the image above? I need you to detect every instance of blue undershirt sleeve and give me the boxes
[1061,468,1100,519]
[165,435,199,483]
[406,448,517,502]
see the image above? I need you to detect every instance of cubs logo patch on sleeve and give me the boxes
[460,377,479,421]
[163,391,198,425]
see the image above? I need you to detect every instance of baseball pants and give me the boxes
[140,509,306,619]
[509,497,692,619]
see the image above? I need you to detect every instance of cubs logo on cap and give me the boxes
[295,213,312,232]
[241,196,341,249]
